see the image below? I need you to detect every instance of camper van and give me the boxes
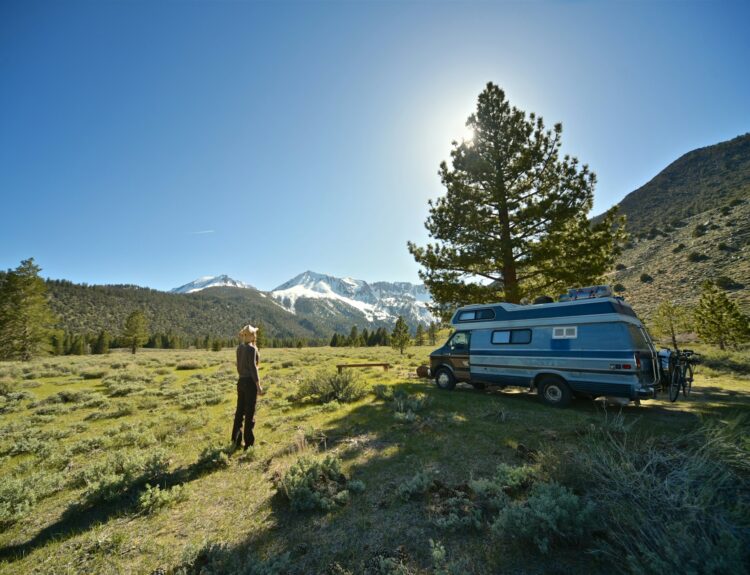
[428,287,660,407]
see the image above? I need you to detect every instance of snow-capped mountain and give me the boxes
[270,271,434,326]
[171,275,254,294]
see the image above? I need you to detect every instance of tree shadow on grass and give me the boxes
[163,380,646,574]
[0,447,235,562]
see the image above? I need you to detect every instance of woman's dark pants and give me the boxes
[232,376,257,448]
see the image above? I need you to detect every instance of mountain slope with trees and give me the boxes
[594,133,750,236]
[44,281,323,341]
[605,198,749,320]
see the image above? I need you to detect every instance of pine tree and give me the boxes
[92,330,111,354]
[391,316,411,355]
[651,301,692,349]
[694,282,749,350]
[123,311,149,354]
[0,258,57,360]
[415,323,425,346]
[348,326,359,347]
[256,322,268,347]
[408,82,625,313]
[428,321,438,346]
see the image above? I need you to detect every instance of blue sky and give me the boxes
[2,0,749,291]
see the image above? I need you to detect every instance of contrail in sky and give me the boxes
[190,230,215,235]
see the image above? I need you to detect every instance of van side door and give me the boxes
[446,331,471,382]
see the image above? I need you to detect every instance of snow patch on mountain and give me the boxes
[171,275,254,294]
[270,271,434,325]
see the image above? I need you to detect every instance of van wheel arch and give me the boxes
[434,366,456,390]
[535,374,572,407]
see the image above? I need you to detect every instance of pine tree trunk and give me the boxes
[497,183,519,303]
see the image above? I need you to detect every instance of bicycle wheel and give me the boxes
[669,365,682,402]
[683,363,693,398]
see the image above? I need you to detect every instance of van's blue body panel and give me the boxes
[432,297,659,400]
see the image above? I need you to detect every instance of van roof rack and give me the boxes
[558,285,612,302]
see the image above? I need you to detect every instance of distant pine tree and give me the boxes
[694,282,749,350]
[428,322,438,346]
[415,323,425,346]
[391,316,410,355]
[651,301,692,350]
[0,258,57,360]
[123,311,149,354]
[92,330,110,354]
[348,326,359,347]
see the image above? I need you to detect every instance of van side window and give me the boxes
[552,326,577,339]
[457,308,495,321]
[491,329,532,344]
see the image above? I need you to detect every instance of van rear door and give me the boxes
[627,324,657,385]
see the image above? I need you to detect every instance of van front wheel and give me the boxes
[434,367,456,391]
[538,377,572,407]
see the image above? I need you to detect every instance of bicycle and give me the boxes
[668,349,699,402]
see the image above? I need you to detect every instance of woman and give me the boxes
[232,324,263,450]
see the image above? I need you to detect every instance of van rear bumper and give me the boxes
[636,387,656,399]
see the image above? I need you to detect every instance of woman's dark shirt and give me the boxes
[236,343,259,382]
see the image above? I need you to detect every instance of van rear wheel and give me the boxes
[538,376,572,407]
[434,367,456,390]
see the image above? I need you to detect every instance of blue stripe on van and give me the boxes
[470,350,635,359]
[476,373,635,398]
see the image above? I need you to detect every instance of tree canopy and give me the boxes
[408,82,624,314]
[123,310,150,354]
[694,282,749,350]
[0,258,56,360]
[390,316,410,355]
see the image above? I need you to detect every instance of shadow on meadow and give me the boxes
[0,443,234,562]
[164,379,696,575]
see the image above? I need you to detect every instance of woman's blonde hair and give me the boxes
[239,324,258,344]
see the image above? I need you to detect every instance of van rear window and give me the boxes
[627,325,649,348]
[457,308,495,321]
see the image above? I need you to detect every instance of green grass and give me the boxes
[0,345,748,574]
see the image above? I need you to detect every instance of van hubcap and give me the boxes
[544,385,562,402]
[437,373,450,387]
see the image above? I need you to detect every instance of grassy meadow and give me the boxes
[0,343,749,575]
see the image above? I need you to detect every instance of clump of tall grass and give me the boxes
[541,416,750,572]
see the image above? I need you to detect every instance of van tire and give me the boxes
[538,376,572,407]
[434,367,456,390]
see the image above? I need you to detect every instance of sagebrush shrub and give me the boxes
[397,471,434,501]
[77,449,170,504]
[174,541,291,575]
[278,454,363,512]
[0,475,37,526]
[176,360,204,370]
[196,443,232,471]
[492,481,595,553]
[432,492,483,531]
[295,370,367,404]
[138,483,187,513]
[372,384,394,401]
